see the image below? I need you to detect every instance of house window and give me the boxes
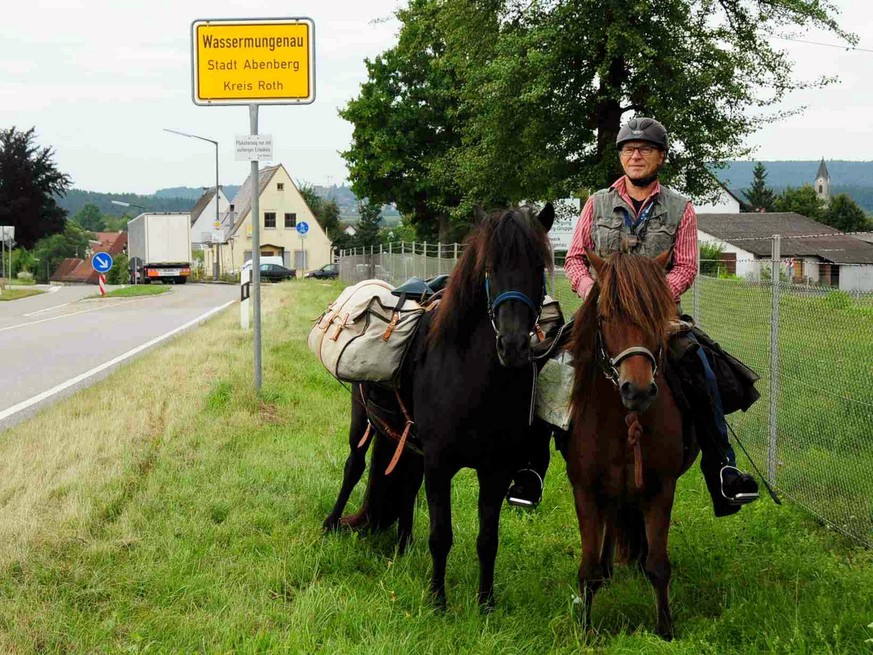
[264,212,276,229]
[277,183,284,191]
[285,212,297,228]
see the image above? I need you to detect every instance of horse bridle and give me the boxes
[484,270,546,341]
[596,324,661,388]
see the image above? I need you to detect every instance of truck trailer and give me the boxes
[127,213,192,284]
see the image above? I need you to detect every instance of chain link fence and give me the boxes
[338,238,873,547]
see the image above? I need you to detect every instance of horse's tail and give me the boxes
[613,505,648,567]
[344,432,423,532]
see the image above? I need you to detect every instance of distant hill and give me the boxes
[153,185,240,201]
[716,160,873,211]
[58,189,195,217]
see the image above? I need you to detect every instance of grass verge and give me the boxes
[91,286,172,299]
[0,280,870,653]
[0,288,44,301]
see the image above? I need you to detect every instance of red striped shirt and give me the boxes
[565,177,698,303]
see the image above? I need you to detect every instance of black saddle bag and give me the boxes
[669,319,761,415]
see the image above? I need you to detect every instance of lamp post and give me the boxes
[164,128,221,280]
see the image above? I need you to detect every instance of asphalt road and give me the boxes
[0,283,237,431]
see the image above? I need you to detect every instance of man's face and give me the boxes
[618,140,666,183]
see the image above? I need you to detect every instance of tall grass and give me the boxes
[0,281,870,653]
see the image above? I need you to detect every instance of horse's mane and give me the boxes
[569,253,677,414]
[428,206,552,349]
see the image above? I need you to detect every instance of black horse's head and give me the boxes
[429,203,554,368]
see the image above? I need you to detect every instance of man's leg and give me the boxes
[690,335,759,516]
[506,418,552,508]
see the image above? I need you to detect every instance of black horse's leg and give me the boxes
[323,390,370,532]
[425,464,455,609]
[573,487,606,631]
[396,455,424,555]
[643,479,677,641]
[476,467,512,610]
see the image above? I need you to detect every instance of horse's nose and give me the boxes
[496,333,530,367]
[620,380,658,411]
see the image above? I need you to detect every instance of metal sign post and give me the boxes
[296,220,309,273]
[191,16,315,391]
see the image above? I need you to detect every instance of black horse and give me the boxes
[324,204,554,609]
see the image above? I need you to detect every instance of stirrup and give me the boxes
[720,465,759,505]
[506,469,544,509]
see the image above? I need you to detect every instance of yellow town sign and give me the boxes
[191,18,315,105]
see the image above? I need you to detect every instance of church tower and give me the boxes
[814,158,830,204]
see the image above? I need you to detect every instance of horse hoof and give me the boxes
[478,594,496,613]
[339,512,370,531]
[322,517,340,533]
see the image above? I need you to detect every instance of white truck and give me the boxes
[127,213,192,284]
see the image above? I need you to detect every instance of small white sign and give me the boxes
[211,230,224,243]
[0,226,14,242]
[548,198,581,252]
[234,135,274,161]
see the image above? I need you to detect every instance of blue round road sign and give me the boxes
[296,221,309,236]
[91,252,114,273]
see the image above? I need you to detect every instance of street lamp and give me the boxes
[164,128,221,280]
[111,200,149,212]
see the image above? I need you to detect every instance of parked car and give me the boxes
[305,263,339,279]
[259,263,296,282]
[241,256,285,276]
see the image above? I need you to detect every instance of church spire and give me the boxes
[814,158,830,204]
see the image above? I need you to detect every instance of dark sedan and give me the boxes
[305,263,339,279]
[259,263,296,282]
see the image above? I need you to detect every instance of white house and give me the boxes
[697,212,873,291]
[693,182,744,214]
[205,164,332,275]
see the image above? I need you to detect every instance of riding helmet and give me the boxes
[616,117,669,151]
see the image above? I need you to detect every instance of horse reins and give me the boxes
[596,325,663,490]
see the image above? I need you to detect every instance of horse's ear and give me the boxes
[654,249,672,270]
[586,248,605,276]
[537,202,554,232]
[472,206,487,224]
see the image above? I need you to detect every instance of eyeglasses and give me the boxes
[619,145,657,157]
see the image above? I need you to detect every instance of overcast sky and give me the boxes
[1,0,870,195]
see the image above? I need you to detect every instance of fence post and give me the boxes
[423,242,427,279]
[402,241,407,281]
[454,242,458,267]
[693,246,702,327]
[437,241,442,275]
[412,241,416,278]
[768,234,781,486]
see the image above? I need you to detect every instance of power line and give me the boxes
[770,34,873,54]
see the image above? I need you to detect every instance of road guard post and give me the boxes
[91,252,113,297]
[191,17,316,390]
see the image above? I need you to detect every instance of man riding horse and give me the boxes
[509,116,759,515]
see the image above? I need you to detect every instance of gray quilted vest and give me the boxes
[590,183,690,263]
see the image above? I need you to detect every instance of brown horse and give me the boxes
[566,250,698,640]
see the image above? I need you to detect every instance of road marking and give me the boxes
[0,300,235,423]
[23,302,72,317]
[0,299,139,333]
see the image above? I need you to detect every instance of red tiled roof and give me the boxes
[51,232,128,283]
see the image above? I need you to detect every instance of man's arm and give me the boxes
[565,197,595,299]
[666,202,698,302]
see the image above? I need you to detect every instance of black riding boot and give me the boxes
[690,336,759,516]
[506,418,552,508]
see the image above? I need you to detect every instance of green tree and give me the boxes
[743,162,776,212]
[298,182,342,241]
[32,222,93,282]
[0,127,72,248]
[822,193,871,232]
[340,0,463,243]
[106,251,128,285]
[773,185,825,221]
[345,1,851,227]
[72,203,106,232]
[354,200,382,249]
